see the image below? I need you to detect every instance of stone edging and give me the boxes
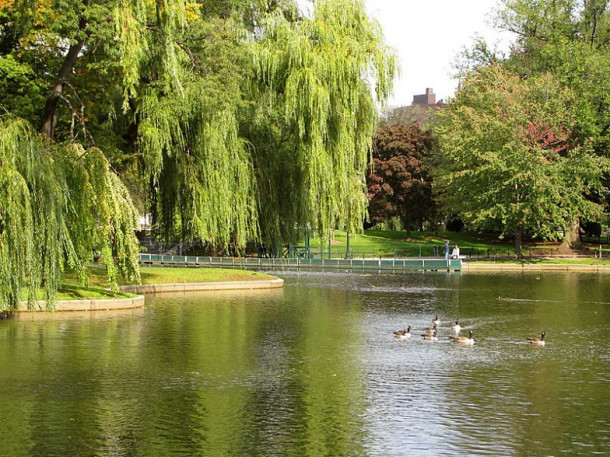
[16,295,145,312]
[15,279,284,313]
[118,278,284,295]
[462,263,610,273]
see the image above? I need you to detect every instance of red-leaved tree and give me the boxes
[367,124,436,236]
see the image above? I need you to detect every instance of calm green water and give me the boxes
[1,271,610,456]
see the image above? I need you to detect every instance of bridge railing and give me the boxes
[138,254,463,272]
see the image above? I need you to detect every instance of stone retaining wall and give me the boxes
[118,278,284,295]
[16,295,145,312]
[15,279,284,313]
[463,263,610,273]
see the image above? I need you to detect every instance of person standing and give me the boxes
[444,240,450,260]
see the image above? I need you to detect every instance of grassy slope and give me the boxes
[135,267,276,284]
[308,230,508,257]
[309,230,610,263]
[56,267,277,300]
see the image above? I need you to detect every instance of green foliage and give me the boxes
[115,0,396,250]
[497,0,610,152]
[0,0,397,307]
[0,116,140,310]
[249,0,397,245]
[125,11,259,249]
[433,65,609,251]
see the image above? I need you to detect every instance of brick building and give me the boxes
[412,88,437,106]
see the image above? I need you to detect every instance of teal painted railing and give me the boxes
[138,254,462,272]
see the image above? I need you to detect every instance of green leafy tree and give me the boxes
[494,0,610,245]
[0,0,396,307]
[0,117,140,310]
[245,0,396,247]
[433,65,608,256]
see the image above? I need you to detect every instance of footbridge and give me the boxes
[138,254,462,272]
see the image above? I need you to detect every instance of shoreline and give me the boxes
[15,278,284,313]
[118,278,284,295]
[12,262,610,313]
[462,262,610,272]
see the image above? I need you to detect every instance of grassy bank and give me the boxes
[56,267,277,300]
[307,230,610,259]
[307,230,512,257]
[135,267,276,284]
[56,283,137,300]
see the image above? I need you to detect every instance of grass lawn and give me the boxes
[56,283,137,300]
[54,266,278,300]
[22,282,137,302]
[307,230,511,257]
[305,229,610,260]
[135,267,277,285]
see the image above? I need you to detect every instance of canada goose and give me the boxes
[527,332,546,346]
[450,330,474,345]
[423,324,437,335]
[394,326,411,339]
[452,319,461,335]
[422,329,438,341]
[432,315,441,326]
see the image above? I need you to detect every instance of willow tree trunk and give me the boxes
[345,231,350,259]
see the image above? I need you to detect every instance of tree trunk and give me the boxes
[41,8,88,139]
[560,219,582,251]
[514,226,523,258]
[344,231,350,259]
[41,39,86,138]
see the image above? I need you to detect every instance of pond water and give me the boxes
[1,271,610,456]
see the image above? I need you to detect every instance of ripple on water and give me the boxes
[3,271,610,456]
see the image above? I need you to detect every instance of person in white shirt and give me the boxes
[452,245,460,259]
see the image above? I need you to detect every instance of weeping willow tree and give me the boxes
[1,0,396,310]
[248,0,396,247]
[112,0,394,251]
[0,116,140,311]
[112,1,261,251]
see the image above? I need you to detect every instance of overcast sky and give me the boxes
[297,0,516,107]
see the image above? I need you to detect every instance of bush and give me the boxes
[583,221,602,238]
[446,217,464,232]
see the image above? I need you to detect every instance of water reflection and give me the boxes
[0,271,609,456]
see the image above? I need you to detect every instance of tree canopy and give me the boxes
[248,0,396,246]
[0,116,140,309]
[497,0,610,154]
[429,0,610,252]
[0,0,396,309]
[433,65,608,255]
[367,124,435,236]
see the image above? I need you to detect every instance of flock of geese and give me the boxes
[393,315,547,347]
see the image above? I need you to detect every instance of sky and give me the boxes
[297,0,516,107]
